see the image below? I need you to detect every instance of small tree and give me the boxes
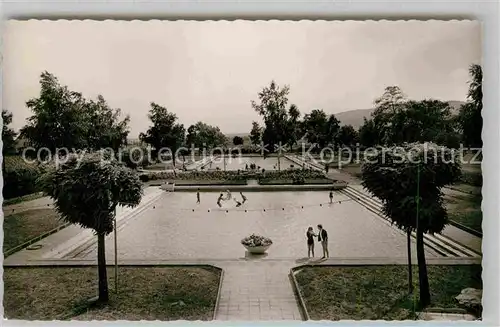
[233,136,244,146]
[2,109,17,156]
[361,143,461,306]
[249,121,262,147]
[39,152,143,303]
[140,103,185,167]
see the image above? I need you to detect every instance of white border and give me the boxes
[0,1,498,326]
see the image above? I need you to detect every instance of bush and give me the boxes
[3,156,42,199]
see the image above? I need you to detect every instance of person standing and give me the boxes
[329,190,334,204]
[306,227,317,258]
[317,224,329,259]
[196,188,201,204]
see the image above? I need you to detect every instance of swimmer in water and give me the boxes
[233,198,242,207]
[240,192,247,204]
[217,193,224,207]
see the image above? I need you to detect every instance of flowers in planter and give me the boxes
[241,234,273,247]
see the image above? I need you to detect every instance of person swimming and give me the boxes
[240,192,247,204]
[233,198,242,207]
[217,193,224,207]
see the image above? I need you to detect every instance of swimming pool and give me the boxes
[77,190,439,261]
[203,156,297,171]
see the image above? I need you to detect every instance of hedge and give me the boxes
[164,180,248,186]
[258,178,334,185]
[139,169,326,183]
[3,156,42,200]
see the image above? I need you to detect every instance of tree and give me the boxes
[20,72,131,156]
[232,136,244,146]
[358,117,378,148]
[361,143,461,306]
[20,71,89,155]
[372,86,407,145]
[186,122,227,150]
[302,110,340,150]
[302,109,327,149]
[85,95,130,151]
[457,64,482,149]
[2,109,17,156]
[140,103,186,166]
[286,104,301,150]
[394,100,454,144]
[336,125,358,148]
[249,121,262,147]
[39,152,143,303]
[251,81,290,151]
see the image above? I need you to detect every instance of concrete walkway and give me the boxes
[216,260,301,321]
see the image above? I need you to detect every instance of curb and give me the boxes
[3,222,71,258]
[289,267,310,321]
[172,184,347,192]
[3,256,481,267]
[212,267,225,321]
[449,220,483,238]
[2,192,45,206]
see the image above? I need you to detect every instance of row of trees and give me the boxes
[249,64,482,152]
[4,72,230,165]
[361,65,482,308]
[359,65,482,149]
[248,82,361,151]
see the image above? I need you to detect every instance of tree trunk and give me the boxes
[407,229,413,294]
[416,227,430,307]
[97,232,109,303]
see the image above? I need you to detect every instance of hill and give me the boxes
[335,100,465,129]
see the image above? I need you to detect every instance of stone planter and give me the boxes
[243,244,271,254]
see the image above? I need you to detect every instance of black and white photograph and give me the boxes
[2,19,483,321]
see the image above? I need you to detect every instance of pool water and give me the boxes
[79,190,438,261]
[203,156,297,171]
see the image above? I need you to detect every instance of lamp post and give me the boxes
[114,207,118,293]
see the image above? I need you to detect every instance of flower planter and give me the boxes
[243,244,271,254]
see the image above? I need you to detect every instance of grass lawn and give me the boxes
[295,265,482,321]
[3,208,64,254]
[3,266,221,320]
[444,188,482,233]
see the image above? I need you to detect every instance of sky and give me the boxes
[3,20,481,138]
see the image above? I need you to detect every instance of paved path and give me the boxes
[216,260,301,321]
